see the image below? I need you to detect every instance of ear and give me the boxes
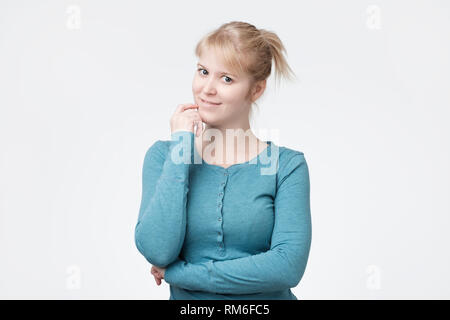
[250,79,267,102]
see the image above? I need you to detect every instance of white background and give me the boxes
[1,0,449,299]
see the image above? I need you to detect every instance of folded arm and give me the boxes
[134,131,194,268]
[164,153,312,294]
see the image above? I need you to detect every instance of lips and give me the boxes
[200,98,221,106]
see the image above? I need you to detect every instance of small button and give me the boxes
[218,203,222,207]
[219,243,223,247]
[224,172,228,176]
[221,182,225,186]
[218,231,221,235]
[218,217,222,221]
[219,192,223,196]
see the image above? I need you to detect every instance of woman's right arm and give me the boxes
[163,152,312,294]
[134,130,195,268]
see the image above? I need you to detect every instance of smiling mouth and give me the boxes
[200,98,222,106]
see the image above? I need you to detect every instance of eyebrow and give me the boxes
[197,63,237,78]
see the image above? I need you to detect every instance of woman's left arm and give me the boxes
[164,153,312,295]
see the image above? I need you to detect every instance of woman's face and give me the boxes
[192,46,253,127]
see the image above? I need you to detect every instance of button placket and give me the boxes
[217,170,228,251]
[217,171,228,213]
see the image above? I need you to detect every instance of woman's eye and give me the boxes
[223,76,233,83]
[197,68,233,84]
[198,68,208,76]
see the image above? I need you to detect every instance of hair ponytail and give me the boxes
[258,29,297,87]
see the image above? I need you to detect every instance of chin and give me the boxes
[199,113,222,127]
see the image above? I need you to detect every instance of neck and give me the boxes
[196,121,264,165]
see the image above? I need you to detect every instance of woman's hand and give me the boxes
[151,265,166,286]
[170,103,203,137]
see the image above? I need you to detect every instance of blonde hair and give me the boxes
[194,21,297,121]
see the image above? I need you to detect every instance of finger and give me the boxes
[196,115,204,136]
[153,273,162,283]
[176,103,194,113]
[196,121,202,137]
[152,269,161,279]
[180,104,199,113]
[175,104,190,113]
[188,111,202,120]
[184,106,198,112]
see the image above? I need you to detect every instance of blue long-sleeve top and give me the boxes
[135,130,312,300]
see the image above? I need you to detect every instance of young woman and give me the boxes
[135,21,312,300]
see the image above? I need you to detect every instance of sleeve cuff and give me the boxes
[164,259,215,293]
[164,258,184,285]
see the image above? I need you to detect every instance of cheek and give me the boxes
[192,81,199,93]
[223,87,248,104]
[192,76,201,92]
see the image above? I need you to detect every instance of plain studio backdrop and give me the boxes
[0,0,449,299]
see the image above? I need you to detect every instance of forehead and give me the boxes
[199,45,248,76]
[198,49,231,72]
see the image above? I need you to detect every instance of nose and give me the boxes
[202,77,217,95]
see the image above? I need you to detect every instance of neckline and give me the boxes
[193,140,273,172]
